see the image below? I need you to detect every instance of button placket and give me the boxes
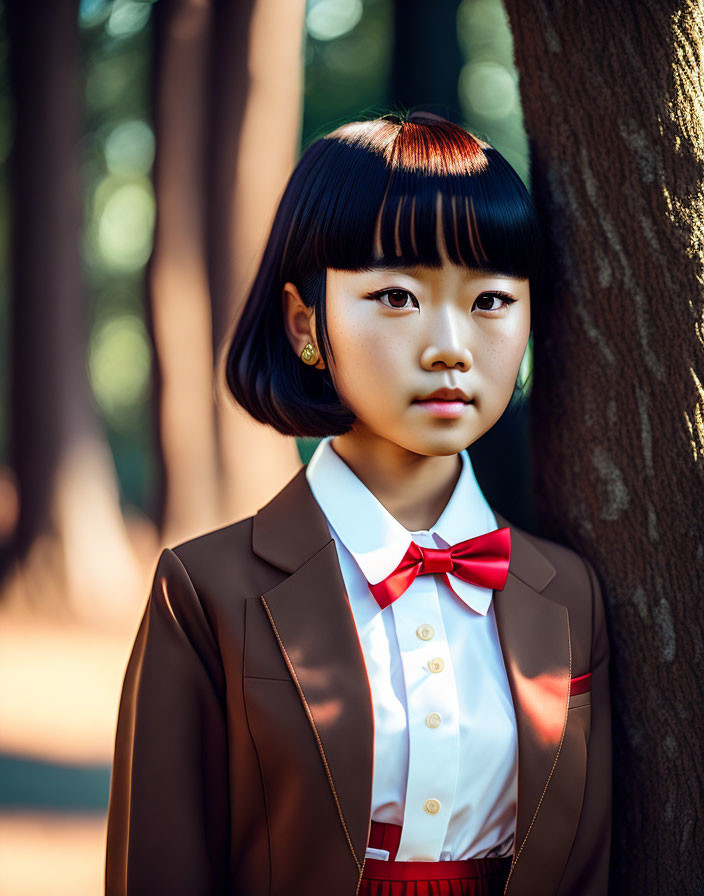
[391,575,460,861]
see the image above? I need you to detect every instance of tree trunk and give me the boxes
[5,0,142,625]
[148,0,221,546]
[206,0,305,526]
[391,0,463,114]
[502,1,704,891]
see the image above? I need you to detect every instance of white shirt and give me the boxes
[305,436,517,862]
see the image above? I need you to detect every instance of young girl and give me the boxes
[105,111,611,896]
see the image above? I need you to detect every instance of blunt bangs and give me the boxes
[224,112,544,439]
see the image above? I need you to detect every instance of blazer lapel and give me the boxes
[252,468,583,895]
[252,466,374,877]
[493,511,584,896]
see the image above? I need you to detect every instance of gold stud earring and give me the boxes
[300,342,319,366]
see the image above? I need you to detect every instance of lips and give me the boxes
[414,387,472,403]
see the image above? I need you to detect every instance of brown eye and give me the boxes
[373,289,419,310]
[474,292,515,312]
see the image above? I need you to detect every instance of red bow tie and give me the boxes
[368,527,511,610]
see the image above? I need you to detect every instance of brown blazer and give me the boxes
[105,464,612,896]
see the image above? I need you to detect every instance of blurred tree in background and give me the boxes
[147,0,306,547]
[4,0,145,622]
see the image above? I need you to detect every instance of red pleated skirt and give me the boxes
[359,822,513,896]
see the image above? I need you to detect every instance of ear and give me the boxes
[282,281,325,369]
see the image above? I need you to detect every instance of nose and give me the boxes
[419,309,473,371]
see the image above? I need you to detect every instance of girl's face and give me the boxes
[287,261,531,458]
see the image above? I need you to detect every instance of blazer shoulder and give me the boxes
[171,513,255,568]
[167,513,282,611]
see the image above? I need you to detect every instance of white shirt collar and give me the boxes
[305,436,498,616]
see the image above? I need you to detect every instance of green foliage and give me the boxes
[79,1,156,510]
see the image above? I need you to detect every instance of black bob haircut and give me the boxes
[224,111,545,438]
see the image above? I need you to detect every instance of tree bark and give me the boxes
[5,0,142,624]
[502,1,704,891]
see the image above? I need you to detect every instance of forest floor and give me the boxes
[0,606,139,896]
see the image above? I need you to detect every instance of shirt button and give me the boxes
[416,624,434,641]
[424,798,441,815]
[425,712,442,728]
[440,851,453,861]
[428,658,444,673]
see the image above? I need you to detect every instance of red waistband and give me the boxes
[363,821,513,882]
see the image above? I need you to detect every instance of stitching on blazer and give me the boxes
[260,595,362,874]
[503,606,573,894]
[355,855,367,895]
[243,675,293,682]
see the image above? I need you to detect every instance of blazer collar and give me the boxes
[252,464,579,895]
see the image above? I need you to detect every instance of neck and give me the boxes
[330,431,462,532]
